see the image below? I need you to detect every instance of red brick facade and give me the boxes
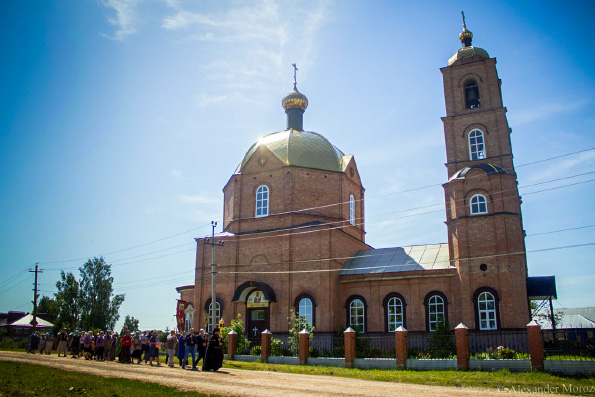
[178,34,531,335]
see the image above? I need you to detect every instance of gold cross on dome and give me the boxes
[461,11,467,28]
[292,63,298,85]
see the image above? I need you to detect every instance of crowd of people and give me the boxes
[25,326,224,371]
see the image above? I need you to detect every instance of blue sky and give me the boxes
[1,0,593,331]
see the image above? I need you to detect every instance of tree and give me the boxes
[78,257,125,331]
[38,295,60,332]
[287,309,314,355]
[123,315,140,332]
[54,271,81,331]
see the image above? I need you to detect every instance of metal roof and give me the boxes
[239,129,346,173]
[340,244,452,276]
[7,314,54,328]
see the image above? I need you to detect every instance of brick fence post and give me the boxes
[227,330,237,360]
[344,327,356,369]
[455,323,470,370]
[395,326,407,369]
[261,329,272,363]
[527,320,544,371]
[299,329,310,365]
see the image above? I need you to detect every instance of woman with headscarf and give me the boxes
[177,331,186,368]
[202,328,223,371]
[132,331,142,364]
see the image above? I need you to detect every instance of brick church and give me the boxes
[177,19,535,337]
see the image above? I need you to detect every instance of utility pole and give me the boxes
[29,263,43,334]
[205,221,224,333]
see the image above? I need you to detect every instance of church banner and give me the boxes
[176,299,186,332]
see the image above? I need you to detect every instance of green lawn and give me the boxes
[0,361,224,396]
[223,360,595,395]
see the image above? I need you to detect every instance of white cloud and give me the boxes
[170,169,184,180]
[161,0,330,108]
[101,0,141,40]
[521,150,595,185]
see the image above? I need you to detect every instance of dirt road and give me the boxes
[0,351,561,396]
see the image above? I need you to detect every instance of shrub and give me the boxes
[221,314,251,354]
[427,322,456,358]
[271,338,284,357]
[250,345,261,356]
[287,309,314,356]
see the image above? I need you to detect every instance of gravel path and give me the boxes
[0,351,562,396]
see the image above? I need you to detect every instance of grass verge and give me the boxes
[0,361,224,396]
[223,360,595,395]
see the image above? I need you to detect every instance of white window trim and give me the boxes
[387,297,404,332]
[468,129,486,160]
[470,194,488,215]
[349,299,365,332]
[349,195,355,225]
[298,297,313,328]
[478,292,497,330]
[255,185,269,218]
[428,295,445,332]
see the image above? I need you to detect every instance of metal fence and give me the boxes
[542,329,595,360]
[468,329,529,359]
[407,331,456,359]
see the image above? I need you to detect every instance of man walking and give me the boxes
[184,328,197,370]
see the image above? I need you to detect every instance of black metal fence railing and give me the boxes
[542,329,595,361]
[407,331,456,359]
[355,333,395,359]
[310,333,341,358]
[468,329,529,359]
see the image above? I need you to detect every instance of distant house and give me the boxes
[537,307,595,344]
[0,311,54,338]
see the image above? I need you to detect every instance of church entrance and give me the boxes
[246,290,270,345]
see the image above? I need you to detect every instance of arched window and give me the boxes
[473,287,500,331]
[478,292,497,330]
[294,293,317,328]
[468,129,485,160]
[470,194,488,215]
[464,80,480,108]
[208,302,220,333]
[424,291,448,332]
[299,298,313,327]
[383,293,406,332]
[346,295,367,332]
[349,195,355,225]
[255,185,269,218]
[184,304,194,332]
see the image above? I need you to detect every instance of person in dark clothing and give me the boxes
[29,332,40,353]
[71,331,81,358]
[196,329,207,365]
[202,328,223,371]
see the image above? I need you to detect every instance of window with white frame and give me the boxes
[478,292,497,330]
[255,185,269,218]
[468,129,486,160]
[387,297,404,332]
[349,195,355,225]
[184,304,194,332]
[428,295,445,332]
[298,297,313,328]
[349,298,365,332]
[470,194,488,215]
[207,302,221,332]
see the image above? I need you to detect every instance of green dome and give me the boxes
[448,46,489,66]
[239,129,345,173]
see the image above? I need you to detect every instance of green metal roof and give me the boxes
[239,129,345,173]
[448,46,490,66]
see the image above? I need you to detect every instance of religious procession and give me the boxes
[25,326,224,371]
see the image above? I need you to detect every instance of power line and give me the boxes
[9,147,595,273]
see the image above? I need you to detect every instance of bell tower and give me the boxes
[440,14,530,329]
